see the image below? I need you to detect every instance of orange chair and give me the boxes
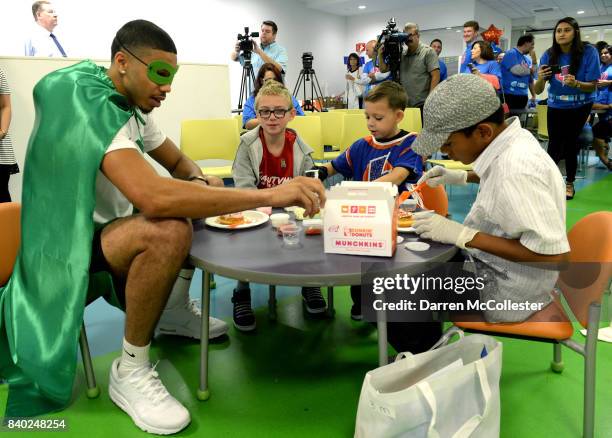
[450,211,612,438]
[419,184,448,216]
[0,202,100,398]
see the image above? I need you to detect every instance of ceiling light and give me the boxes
[446,27,452,30]
[577,10,585,14]
[358,5,366,9]
[456,30,461,32]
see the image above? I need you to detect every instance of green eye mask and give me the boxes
[114,36,179,86]
[147,60,178,85]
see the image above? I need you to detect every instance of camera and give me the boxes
[376,18,411,82]
[237,26,260,59]
[302,52,314,71]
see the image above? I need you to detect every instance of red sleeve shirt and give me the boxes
[257,129,296,189]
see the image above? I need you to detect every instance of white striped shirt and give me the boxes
[464,117,570,322]
[0,69,16,166]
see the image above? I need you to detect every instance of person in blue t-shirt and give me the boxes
[430,39,448,81]
[597,44,612,88]
[590,74,612,170]
[353,40,391,97]
[501,34,539,109]
[460,20,480,73]
[535,17,600,199]
[242,63,304,130]
[462,41,502,89]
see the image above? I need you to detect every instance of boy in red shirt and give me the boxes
[231,81,325,330]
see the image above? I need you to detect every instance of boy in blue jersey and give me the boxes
[318,81,423,192]
[316,81,437,353]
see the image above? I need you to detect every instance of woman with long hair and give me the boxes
[344,52,363,109]
[535,17,599,199]
[242,63,304,129]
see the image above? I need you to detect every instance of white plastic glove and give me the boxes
[413,212,478,249]
[417,166,467,188]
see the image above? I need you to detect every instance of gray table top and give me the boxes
[189,211,458,286]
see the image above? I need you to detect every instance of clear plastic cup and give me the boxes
[280,222,301,247]
[400,199,418,213]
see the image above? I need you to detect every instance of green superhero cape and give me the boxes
[0,60,132,416]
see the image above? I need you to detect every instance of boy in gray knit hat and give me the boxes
[412,74,570,322]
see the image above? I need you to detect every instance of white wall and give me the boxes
[345,0,476,57]
[474,1,512,51]
[1,0,349,107]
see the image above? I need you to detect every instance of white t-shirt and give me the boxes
[93,111,165,224]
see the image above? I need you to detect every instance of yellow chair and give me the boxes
[287,116,324,161]
[346,108,364,114]
[318,111,345,159]
[536,104,548,140]
[180,119,240,179]
[233,113,246,133]
[399,108,422,133]
[333,113,370,159]
[330,108,348,113]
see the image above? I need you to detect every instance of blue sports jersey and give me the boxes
[501,47,532,96]
[331,132,423,193]
[540,44,600,109]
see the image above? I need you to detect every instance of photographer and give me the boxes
[231,20,288,77]
[379,22,440,114]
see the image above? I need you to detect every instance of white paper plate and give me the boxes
[397,226,416,233]
[205,210,269,230]
[405,241,430,252]
[396,236,404,244]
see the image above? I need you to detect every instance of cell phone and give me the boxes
[467,63,475,71]
[548,64,561,74]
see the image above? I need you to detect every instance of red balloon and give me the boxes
[481,24,504,45]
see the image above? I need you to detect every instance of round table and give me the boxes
[188,213,457,400]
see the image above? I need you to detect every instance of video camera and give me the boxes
[376,18,411,82]
[302,52,314,71]
[237,27,259,59]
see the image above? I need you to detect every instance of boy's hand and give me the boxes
[413,212,478,249]
[267,177,326,217]
[417,166,467,187]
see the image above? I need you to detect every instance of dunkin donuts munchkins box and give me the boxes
[323,181,398,257]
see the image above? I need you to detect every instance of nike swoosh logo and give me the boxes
[123,348,135,358]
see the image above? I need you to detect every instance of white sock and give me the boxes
[164,268,194,309]
[118,338,150,378]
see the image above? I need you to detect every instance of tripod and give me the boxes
[238,55,256,110]
[293,67,324,112]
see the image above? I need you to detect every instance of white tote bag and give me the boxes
[354,330,502,438]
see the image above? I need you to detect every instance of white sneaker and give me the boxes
[157,298,229,340]
[109,358,190,435]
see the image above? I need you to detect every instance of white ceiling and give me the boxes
[299,0,612,19]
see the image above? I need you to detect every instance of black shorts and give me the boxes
[88,223,126,308]
[592,118,612,141]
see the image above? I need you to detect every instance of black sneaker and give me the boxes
[301,287,327,314]
[350,304,363,321]
[231,289,256,331]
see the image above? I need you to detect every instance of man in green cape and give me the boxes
[0,19,325,435]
